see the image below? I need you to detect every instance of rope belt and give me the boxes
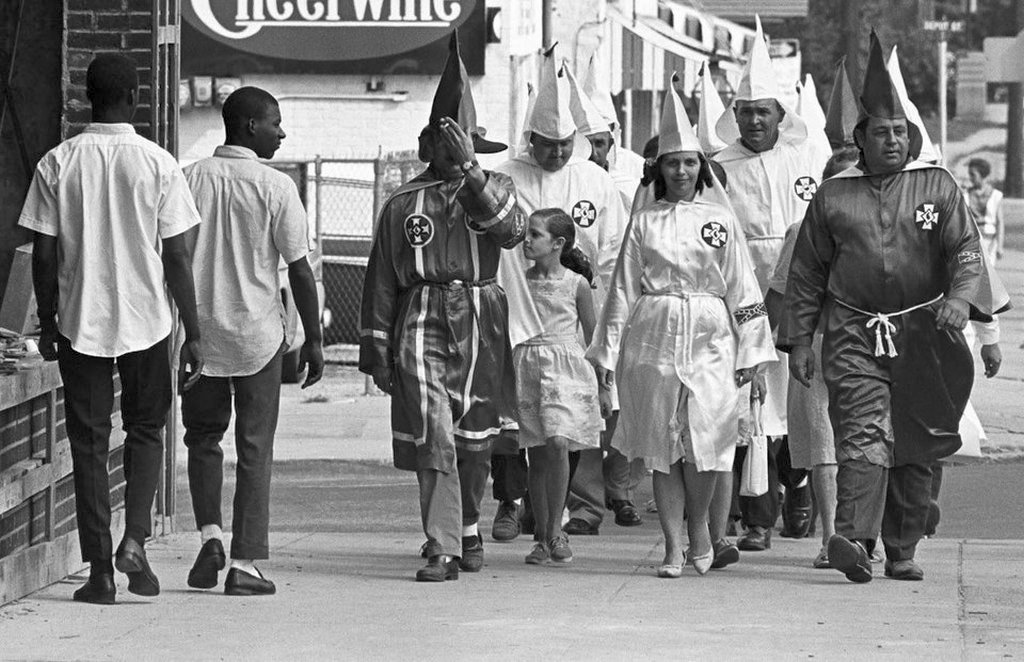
[834,294,944,358]
[417,278,497,331]
[641,289,719,370]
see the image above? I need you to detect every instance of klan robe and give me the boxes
[779,162,1011,467]
[495,152,628,345]
[607,145,647,211]
[715,138,828,436]
[587,198,776,473]
[359,169,526,473]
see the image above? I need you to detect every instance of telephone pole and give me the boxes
[1006,0,1024,197]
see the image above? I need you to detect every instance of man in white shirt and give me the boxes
[20,54,204,605]
[182,87,323,596]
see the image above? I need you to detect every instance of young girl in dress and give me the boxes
[516,208,605,566]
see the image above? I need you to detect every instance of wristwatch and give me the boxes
[460,160,478,173]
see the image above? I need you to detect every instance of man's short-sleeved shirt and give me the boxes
[184,145,311,377]
[17,123,201,357]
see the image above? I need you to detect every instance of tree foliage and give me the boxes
[802,0,1019,117]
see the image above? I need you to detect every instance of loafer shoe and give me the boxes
[458,535,484,572]
[115,538,160,597]
[224,567,276,596]
[884,559,924,581]
[737,526,771,551]
[73,573,115,605]
[827,535,872,583]
[710,539,740,570]
[562,518,599,536]
[609,499,643,527]
[188,538,226,589]
[491,501,521,542]
[416,556,459,582]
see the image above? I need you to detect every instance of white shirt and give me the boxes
[18,123,201,357]
[184,145,310,377]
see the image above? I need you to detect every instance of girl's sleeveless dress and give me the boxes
[513,272,603,451]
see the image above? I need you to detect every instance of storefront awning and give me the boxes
[608,8,710,63]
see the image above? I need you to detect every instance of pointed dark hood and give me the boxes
[825,57,858,149]
[856,30,922,159]
[429,31,506,154]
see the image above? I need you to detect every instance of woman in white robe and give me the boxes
[587,82,775,577]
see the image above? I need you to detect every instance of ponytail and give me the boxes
[560,246,594,284]
[530,207,595,286]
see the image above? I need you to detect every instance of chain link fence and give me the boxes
[275,152,423,349]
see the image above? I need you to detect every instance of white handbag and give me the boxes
[740,400,769,497]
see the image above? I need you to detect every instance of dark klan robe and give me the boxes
[359,169,526,473]
[779,161,1010,466]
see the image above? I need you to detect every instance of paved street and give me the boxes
[1,252,1022,660]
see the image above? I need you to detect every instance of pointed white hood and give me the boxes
[696,61,727,155]
[887,44,939,163]
[565,63,612,137]
[716,15,807,147]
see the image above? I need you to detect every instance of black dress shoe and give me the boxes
[188,538,227,589]
[562,518,599,536]
[73,573,116,605]
[737,526,771,551]
[827,535,872,583]
[115,538,160,597]
[884,559,924,581]
[710,539,740,570]
[780,485,812,538]
[415,556,459,582]
[420,539,442,559]
[609,500,643,527]
[224,567,276,595]
[458,535,484,572]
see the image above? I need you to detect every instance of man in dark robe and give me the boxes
[779,32,1010,584]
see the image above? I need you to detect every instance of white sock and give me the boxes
[462,523,478,538]
[512,498,523,506]
[795,477,809,489]
[230,559,260,578]
[200,524,223,544]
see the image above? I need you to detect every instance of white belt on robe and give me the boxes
[640,288,720,371]
[834,294,944,358]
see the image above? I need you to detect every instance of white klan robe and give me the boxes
[713,16,828,436]
[586,199,776,472]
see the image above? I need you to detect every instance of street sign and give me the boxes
[923,19,964,32]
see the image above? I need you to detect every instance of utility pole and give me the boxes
[542,0,553,49]
[1006,0,1024,197]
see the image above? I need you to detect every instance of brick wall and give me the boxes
[63,0,155,140]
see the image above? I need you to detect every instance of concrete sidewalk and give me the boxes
[1,529,1021,660]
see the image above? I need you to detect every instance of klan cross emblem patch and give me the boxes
[701,221,728,248]
[571,200,597,228]
[793,176,818,202]
[404,213,434,247]
[915,203,938,230]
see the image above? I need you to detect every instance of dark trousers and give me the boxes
[58,335,171,562]
[182,351,283,560]
[834,459,933,561]
[491,448,529,502]
[732,436,807,528]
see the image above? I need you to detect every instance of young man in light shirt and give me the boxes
[20,54,205,605]
[182,87,323,596]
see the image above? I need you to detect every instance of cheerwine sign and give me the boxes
[183,0,478,62]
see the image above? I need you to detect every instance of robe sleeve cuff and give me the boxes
[358,330,392,374]
[458,174,516,231]
[735,317,778,370]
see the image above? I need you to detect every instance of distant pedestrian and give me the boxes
[965,157,1004,265]
[182,86,324,596]
[516,208,604,566]
[19,54,204,604]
